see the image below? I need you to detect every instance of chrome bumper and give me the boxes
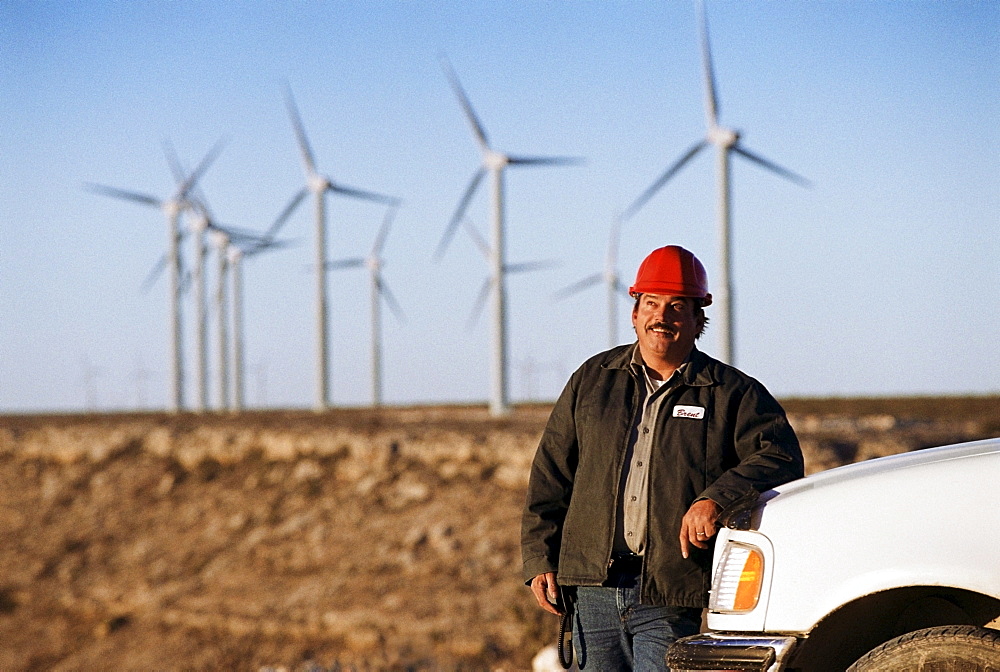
[666,632,799,672]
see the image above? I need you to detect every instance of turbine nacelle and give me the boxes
[210,229,230,250]
[308,173,330,193]
[708,125,740,149]
[189,214,210,234]
[164,200,183,219]
[484,150,509,171]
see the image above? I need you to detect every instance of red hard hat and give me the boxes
[629,245,712,305]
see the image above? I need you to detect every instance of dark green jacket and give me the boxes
[521,344,803,608]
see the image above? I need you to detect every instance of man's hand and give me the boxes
[679,498,721,559]
[530,571,563,615]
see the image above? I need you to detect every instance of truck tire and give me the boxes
[847,625,1000,671]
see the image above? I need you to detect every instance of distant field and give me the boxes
[3,394,999,427]
[779,394,1000,426]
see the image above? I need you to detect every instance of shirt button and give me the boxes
[631,496,637,502]
[642,427,650,435]
[637,461,643,467]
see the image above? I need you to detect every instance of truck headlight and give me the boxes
[710,542,764,613]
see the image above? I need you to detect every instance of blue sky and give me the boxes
[2,1,998,412]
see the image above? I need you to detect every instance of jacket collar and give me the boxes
[603,343,715,388]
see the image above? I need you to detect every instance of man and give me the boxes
[522,245,803,670]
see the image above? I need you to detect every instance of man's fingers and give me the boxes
[530,573,562,615]
[680,498,722,558]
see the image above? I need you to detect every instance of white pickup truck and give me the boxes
[667,438,1000,671]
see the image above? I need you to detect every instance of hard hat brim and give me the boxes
[629,284,713,307]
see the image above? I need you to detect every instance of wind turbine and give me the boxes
[463,219,557,331]
[555,215,630,349]
[435,55,582,416]
[210,227,232,410]
[193,194,299,412]
[85,139,224,412]
[282,84,401,412]
[228,239,293,412]
[622,2,809,366]
[163,143,221,413]
[325,206,404,407]
[227,200,301,412]
[181,182,290,412]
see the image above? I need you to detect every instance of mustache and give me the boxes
[647,322,674,331]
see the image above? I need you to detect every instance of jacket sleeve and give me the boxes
[521,371,580,583]
[699,381,804,509]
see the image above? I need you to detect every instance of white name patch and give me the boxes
[672,405,705,420]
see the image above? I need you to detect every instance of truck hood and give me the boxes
[762,436,1000,506]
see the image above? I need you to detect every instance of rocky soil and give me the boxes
[0,398,996,671]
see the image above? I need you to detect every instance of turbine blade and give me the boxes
[467,277,492,330]
[623,140,707,220]
[265,188,308,240]
[244,237,297,258]
[84,183,162,208]
[462,219,491,259]
[177,137,226,201]
[614,278,632,298]
[325,258,366,271]
[212,225,266,245]
[140,254,169,293]
[380,280,407,323]
[435,168,486,261]
[607,215,623,269]
[372,206,398,257]
[507,155,584,167]
[187,186,215,222]
[180,268,194,296]
[328,183,400,206]
[698,0,720,128]
[439,53,490,151]
[162,139,185,183]
[283,83,317,176]
[554,274,603,300]
[732,145,811,187]
[506,259,558,274]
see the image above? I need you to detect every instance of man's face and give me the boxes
[631,294,702,363]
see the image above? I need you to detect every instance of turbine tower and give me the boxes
[326,206,404,407]
[85,139,224,411]
[623,3,809,365]
[435,55,581,416]
[228,235,293,412]
[228,194,304,412]
[555,215,629,349]
[211,228,232,410]
[283,84,400,412]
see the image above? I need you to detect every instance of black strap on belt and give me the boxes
[556,586,574,669]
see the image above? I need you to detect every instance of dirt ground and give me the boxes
[0,398,996,671]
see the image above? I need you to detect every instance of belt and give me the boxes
[608,552,643,572]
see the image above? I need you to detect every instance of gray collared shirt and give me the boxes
[613,348,689,556]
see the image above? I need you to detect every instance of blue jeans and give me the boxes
[572,585,701,671]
